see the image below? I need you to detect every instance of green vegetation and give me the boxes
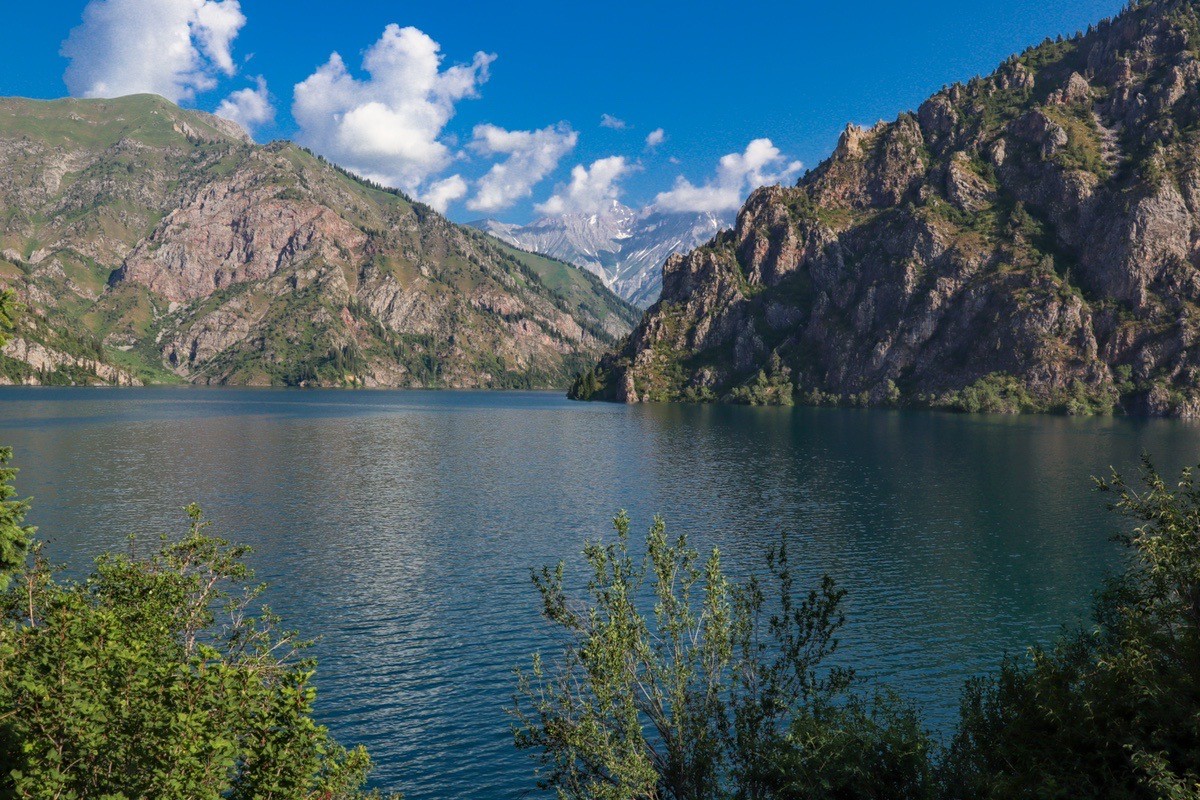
[0,295,392,795]
[728,353,796,406]
[0,292,33,592]
[569,364,609,401]
[513,512,935,800]
[938,373,1039,414]
[0,446,31,594]
[517,459,1200,799]
[0,293,168,386]
[0,473,395,797]
[0,289,13,344]
[935,372,1119,416]
[0,95,240,151]
[494,239,639,328]
[944,458,1200,799]
[1044,104,1110,178]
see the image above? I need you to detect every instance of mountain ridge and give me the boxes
[0,94,638,388]
[470,201,728,308]
[574,0,1200,417]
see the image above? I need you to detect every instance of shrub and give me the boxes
[943,458,1200,799]
[0,502,396,800]
[512,513,934,800]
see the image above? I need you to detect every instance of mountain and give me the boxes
[574,0,1200,417]
[471,201,728,308]
[0,95,638,388]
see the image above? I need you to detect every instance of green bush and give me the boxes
[943,458,1200,799]
[941,373,1037,414]
[760,694,937,800]
[0,499,395,800]
[512,512,934,800]
[517,459,1200,799]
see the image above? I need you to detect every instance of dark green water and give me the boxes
[1,387,1197,799]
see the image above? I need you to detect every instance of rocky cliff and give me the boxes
[0,95,637,388]
[576,0,1200,416]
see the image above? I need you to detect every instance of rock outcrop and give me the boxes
[0,336,142,386]
[0,95,637,388]
[577,0,1200,417]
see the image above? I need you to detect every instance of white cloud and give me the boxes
[421,174,468,213]
[645,128,666,148]
[215,76,274,134]
[293,24,494,195]
[466,123,577,213]
[535,156,631,216]
[599,113,628,130]
[63,0,246,103]
[653,138,802,214]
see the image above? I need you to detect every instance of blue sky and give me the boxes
[2,0,1125,223]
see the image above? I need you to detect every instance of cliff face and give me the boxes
[578,0,1200,416]
[0,95,637,388]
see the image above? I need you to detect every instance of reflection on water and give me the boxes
[1,388,1198,799]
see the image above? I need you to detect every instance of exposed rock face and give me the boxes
[0,95,637,388]
[1,336,142,386]
[579,0,1200,417]
[117,174,369,303]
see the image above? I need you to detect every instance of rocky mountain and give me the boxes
[471,201,728,308]
[0,95,638,388]
[575,0,1200,417]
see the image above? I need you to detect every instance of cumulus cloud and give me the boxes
[63,0,246,102]
[534,156,631,217]
[645,128,666,149]
[599,113,628,130]
[421,174,469,213]
[293,24,495,194]
[466,123,577,213]
[215,76,274,134]
[652,138,802,214]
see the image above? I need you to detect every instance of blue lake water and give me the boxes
[1,387,1198,798]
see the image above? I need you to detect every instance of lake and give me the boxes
[1,387,1196,799]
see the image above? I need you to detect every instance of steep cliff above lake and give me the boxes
[576,0,1200,416]
[0,95,637,388]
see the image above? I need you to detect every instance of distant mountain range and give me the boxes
[0,95,637,388]
[471,201,730,308]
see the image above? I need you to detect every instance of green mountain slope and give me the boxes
[0,95,638,388]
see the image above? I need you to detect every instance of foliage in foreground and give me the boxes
[0,499,396,799]
[513,512,936,800]
[517,459,1200,799]
[0,290,32,591]
[944,457,1200,799]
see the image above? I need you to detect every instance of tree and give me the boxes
[0,291,33,591]
[944,457,1200,799]
[0,447,33,592]
[512,512,934,800]
[0,504,398,800]
[0,288,15,346]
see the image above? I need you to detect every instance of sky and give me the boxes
[0,0,1126,224]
